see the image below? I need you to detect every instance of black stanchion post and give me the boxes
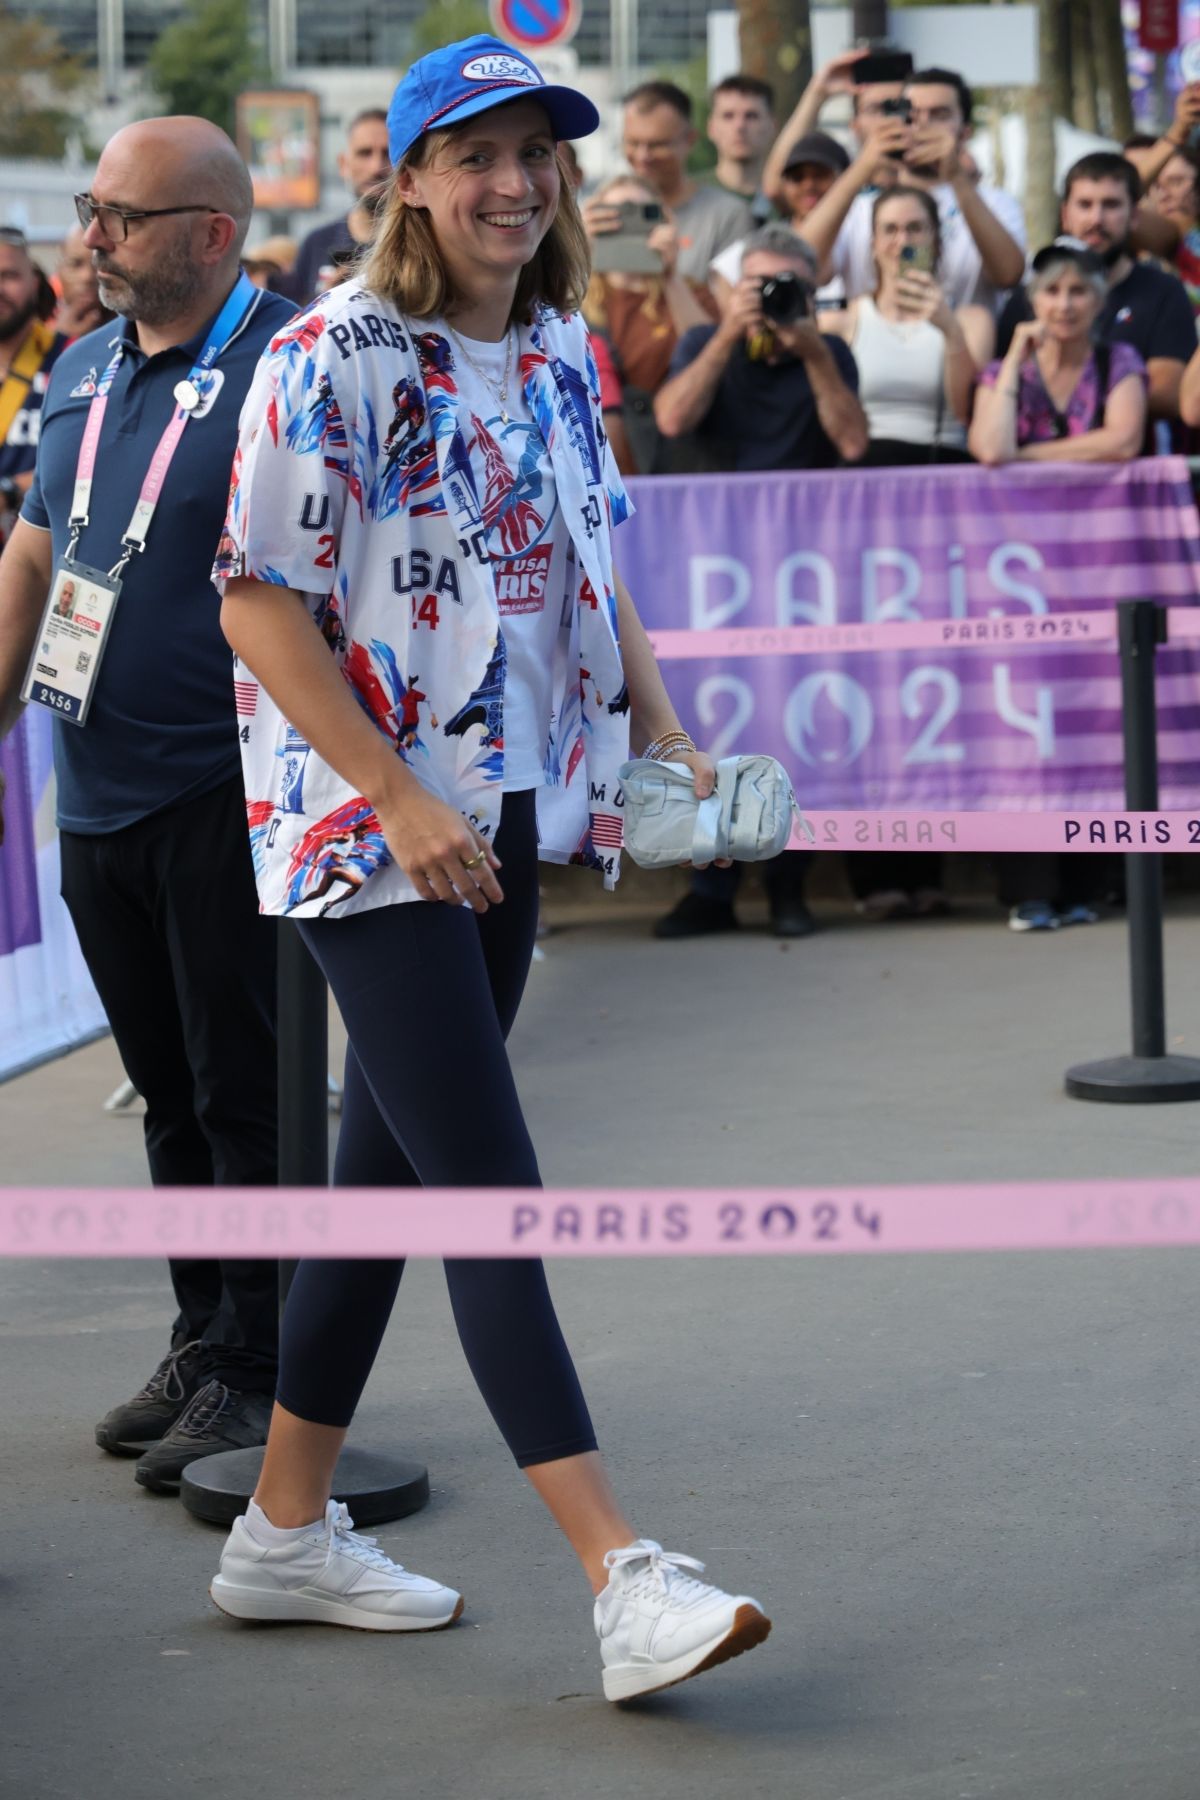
[181,925,431,1525]
[1065,599,1200,1102]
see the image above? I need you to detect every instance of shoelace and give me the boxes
[135,1341,202,1406]
[173,1379,230,1440]
[319,1501,405,1575]
[603,1542,710,1603]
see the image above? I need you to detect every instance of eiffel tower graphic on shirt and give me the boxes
[472,413,545,558]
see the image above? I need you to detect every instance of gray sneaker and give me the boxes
[134,1380,273,1493]
[95,1340,207,1456]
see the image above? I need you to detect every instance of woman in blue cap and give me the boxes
[208,37,770,1701]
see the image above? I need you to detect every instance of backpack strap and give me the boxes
[1090,340,1112,430]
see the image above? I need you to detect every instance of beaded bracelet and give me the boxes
[644,730,696,762]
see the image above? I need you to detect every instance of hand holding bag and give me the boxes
[617,754,812,870]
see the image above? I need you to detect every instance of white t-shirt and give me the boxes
[831,182,1027,314]
[445,325,570,792]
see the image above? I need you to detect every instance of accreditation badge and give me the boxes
[21,557,122,727]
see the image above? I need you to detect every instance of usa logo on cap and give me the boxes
[461,51,541,84]
[386,32,599,167]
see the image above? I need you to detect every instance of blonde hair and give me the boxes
[361,124,591,323]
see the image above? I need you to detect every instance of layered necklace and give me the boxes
[446,321,516,423]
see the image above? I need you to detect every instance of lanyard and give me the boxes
[66,271,257,577]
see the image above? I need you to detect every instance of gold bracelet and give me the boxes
[644,730,696,762]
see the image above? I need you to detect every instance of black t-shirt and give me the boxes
[996,258,1197,365]
[285,216,355,305]
[668,324,860,471]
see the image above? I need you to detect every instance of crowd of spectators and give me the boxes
[12,54,1200,938]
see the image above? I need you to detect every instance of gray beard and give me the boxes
[95,235,197,326]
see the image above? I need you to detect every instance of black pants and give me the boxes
[691,849,813,907]
[60,774,279,1393]
[994,853,1112,910]
[282,790,596,1469]
[845,853,945,899]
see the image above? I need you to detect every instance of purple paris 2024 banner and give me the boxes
[0,720,41,956]
[619,459,1200,812]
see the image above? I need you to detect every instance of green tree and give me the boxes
[146,0,265,138]
[0,3,89,160]
[412,0,492,62]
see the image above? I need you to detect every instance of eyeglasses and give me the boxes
[74,193,221,242]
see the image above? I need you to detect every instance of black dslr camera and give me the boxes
[759,272,812,325]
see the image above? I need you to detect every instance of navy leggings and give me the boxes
[282,790,597,1468]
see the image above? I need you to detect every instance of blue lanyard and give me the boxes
[184,268,259,383]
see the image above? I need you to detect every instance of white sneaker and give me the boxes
[594,1539,770,1701]
[210,1499,463,1632]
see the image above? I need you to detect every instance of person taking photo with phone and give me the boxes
[582,80,752,282]
[581,174,716,472]
[799,67,1026,313]
[819,185,993,465]
[816,186,991,924]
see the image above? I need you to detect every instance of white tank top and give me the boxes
[850,296,966,449]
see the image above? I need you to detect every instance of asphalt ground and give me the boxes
[2,886,1199,1799]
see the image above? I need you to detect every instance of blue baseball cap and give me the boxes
[387,35,601,167]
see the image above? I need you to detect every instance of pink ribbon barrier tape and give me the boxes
[3,1182,1200,1259]
[646,607,1200,661]
[793,811,1200,853]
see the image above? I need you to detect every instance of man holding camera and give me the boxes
[797,67,1026,313]
[655,226,867,471]
[584,80,754,283]
[652,227,865,940]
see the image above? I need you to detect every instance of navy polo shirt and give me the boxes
[22,284,295,833]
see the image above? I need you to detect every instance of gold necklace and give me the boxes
[447,321,515,423]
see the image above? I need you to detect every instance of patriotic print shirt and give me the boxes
[213,282,632,919]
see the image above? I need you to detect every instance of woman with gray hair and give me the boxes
[970,237,1146,465]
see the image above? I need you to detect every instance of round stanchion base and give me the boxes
[180,1446,430,1528]
[1065,1053,1200,1104]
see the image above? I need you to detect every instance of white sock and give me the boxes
[244,1497,323,1545]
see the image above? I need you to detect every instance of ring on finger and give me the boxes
[460,849,487,871]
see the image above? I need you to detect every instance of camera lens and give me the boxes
[759,273,810,324]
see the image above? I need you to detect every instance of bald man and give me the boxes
[0,118,297,1494]
[54,224,114,340]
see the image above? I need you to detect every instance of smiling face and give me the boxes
[398,99,560,301]
[780,161,838,223]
